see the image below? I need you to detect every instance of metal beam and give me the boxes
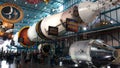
[60,24,120,38]
[101,5,120,15]
[103,14,120,23]
[108,34,120,44]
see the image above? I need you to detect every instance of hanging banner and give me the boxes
[26,0,41,4]
[66,18,79,32]
[48,26,58,36]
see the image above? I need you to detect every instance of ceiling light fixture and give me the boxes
[35,4,38,7]
[110,20,115,24]
[27,14,29,17]
[25,2,28,4]
[34,16,36,18]
[83,26,87,31]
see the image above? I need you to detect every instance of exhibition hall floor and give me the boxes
[0,60,67,68]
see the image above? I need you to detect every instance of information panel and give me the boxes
[48,26,58,36]
[66,18,79,32]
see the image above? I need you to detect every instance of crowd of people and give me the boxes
[0,49,59,68]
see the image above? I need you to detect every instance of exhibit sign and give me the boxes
[66,18,79,32]
[48,26,58,36]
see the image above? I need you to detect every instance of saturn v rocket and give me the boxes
[18,0,119,47]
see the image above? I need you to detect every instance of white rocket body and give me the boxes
[26,1,106,41]
[18,0,119,45]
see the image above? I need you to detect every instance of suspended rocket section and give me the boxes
[18,0,119,47]
[69,39,120,67]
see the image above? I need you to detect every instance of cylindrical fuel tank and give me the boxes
[69,40,118,67]
[40,12,66,39]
